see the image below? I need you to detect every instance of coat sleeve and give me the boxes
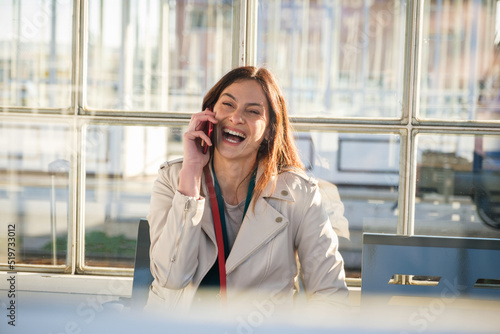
[295,183,349,307]
[147,162,206,289]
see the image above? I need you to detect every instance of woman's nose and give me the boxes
[230,108,244,124]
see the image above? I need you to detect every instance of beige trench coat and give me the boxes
[146,159,348,311]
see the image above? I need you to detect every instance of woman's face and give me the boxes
[213,79,270,163]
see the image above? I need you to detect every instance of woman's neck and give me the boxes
[213,153,256,205]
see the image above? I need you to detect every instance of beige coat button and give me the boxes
[281,190,288,196]
[275,217,283,223]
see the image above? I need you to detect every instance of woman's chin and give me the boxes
[215,145,258,163]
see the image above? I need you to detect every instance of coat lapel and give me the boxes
[225,176,295,275]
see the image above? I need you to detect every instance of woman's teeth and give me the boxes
[223,129,246,143]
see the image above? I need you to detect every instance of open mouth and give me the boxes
[222,128,246,144]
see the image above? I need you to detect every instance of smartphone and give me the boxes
[200,108,214,154]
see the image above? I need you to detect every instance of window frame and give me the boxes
[0,0,499,286]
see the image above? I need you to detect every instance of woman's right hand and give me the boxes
[178,108,218,198]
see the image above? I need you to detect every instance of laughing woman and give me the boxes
[146,66,348,312]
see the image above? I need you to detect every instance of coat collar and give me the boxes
[261,173,295,201]
[257,163,296,201]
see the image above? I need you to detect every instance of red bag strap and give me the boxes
[203,165,227,303]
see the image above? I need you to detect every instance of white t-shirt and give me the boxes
[223,199,245,249]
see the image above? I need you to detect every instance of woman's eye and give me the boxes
[223,102,233,107]
[248,110,260,115]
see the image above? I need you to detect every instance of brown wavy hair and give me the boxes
[202,66,304,208]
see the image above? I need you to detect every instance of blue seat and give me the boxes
[361,233,500,302]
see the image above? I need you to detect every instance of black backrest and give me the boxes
[131,218,154,311]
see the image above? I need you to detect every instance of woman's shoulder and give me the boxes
[277,167,319,191]
[157,158,184,181]
[159,157,183,170]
